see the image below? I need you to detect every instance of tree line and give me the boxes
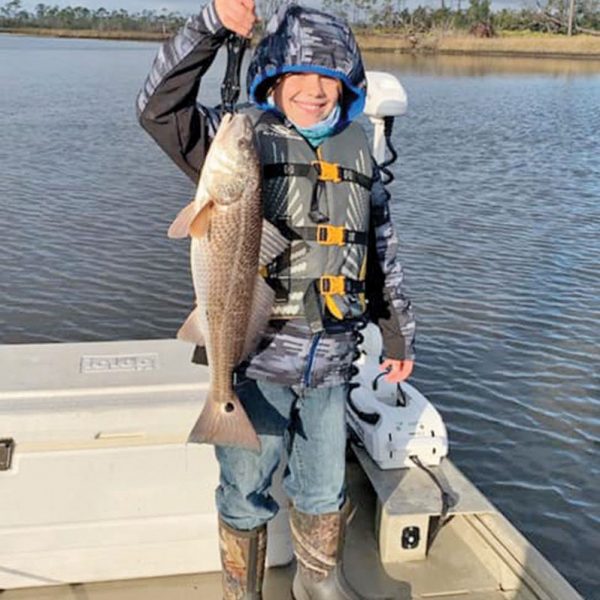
[0,0,185,32]
[323,0,599,35]
[0,0,597,35]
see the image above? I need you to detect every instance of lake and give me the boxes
[0,33,598,598]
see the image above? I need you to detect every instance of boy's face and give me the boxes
[272,72,341,128]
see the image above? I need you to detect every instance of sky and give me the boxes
[19,0,531,15]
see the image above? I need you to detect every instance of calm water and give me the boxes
[1,34,599,598]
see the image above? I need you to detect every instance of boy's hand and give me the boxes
[214,0,257,38]
[380,359,414,383]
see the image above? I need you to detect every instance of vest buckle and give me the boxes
[312,160,342,183]
[319,275,346,295]
[317,224,346,246]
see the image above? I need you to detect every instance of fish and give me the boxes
[168,112,287,452]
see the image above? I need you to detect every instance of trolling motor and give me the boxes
[220,33,248,115]
[347,72,449,471]
[347,73,454,547]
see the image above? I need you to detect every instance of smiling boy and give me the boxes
[137,2,415,598]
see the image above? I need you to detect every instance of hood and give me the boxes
[246,5,367,124]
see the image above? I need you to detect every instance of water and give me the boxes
[1,34,599,598]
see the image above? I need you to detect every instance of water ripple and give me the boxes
[1,36,599,598]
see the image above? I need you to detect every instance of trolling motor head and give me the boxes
[365,71,407,119]
[364,72,407,168]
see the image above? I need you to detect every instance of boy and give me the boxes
[137,2,415,598]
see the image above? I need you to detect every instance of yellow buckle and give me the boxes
[319,275,346,295]
[313,160,342,183]
[317,224,345,246]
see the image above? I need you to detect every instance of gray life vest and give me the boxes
[246,108,373,333]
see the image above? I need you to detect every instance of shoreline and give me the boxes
[1,27,600,59]
[357,31,600,59]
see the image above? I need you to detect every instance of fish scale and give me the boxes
[201,201,260,397]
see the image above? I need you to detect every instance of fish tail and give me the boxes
[187,389,261,452]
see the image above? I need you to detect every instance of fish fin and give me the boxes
[189,201,214,238]
[259,219,289,266]
[187,390,261,452]
[240,275,275,361]
[176,306,206,345]
[167,200,197,239]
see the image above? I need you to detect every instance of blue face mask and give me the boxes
[266,97,341,148]
[292,104,341,148]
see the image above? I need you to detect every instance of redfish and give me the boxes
[168,113,286,451]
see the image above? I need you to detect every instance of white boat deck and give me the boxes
[0,339,583,600]
[1,456,580,600]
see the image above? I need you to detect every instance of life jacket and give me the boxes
[246,108,373,333]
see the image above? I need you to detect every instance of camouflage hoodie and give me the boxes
[136,2,415,388]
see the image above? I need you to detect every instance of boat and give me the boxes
[0,72,584,600]
[0,337,583,599]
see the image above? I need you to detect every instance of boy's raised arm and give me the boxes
[136,2,230,181]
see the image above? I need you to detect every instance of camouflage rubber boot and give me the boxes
[218,518,267,600]
[289,501,365,600]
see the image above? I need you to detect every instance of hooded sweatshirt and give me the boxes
[136,2,415,387]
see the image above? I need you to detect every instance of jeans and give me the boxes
[215,378,349,531]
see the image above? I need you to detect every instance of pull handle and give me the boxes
[0,438,15,471]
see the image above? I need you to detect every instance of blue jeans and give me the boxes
[215,378,349,531]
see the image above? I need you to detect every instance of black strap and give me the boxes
[270,219,367,246]
[264,163,313,179]
[262,243,368,285]
[263,163,372,190]
[303,281,326,333]
[295,226,368,246]
[264,276,365,333]
[265,276,366,295]
[319,277,366,295]
[270,278,290,304]
[262,246,293,278]
[309,180,328,224]
[337,166,373,190]
[220,34,248,115]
